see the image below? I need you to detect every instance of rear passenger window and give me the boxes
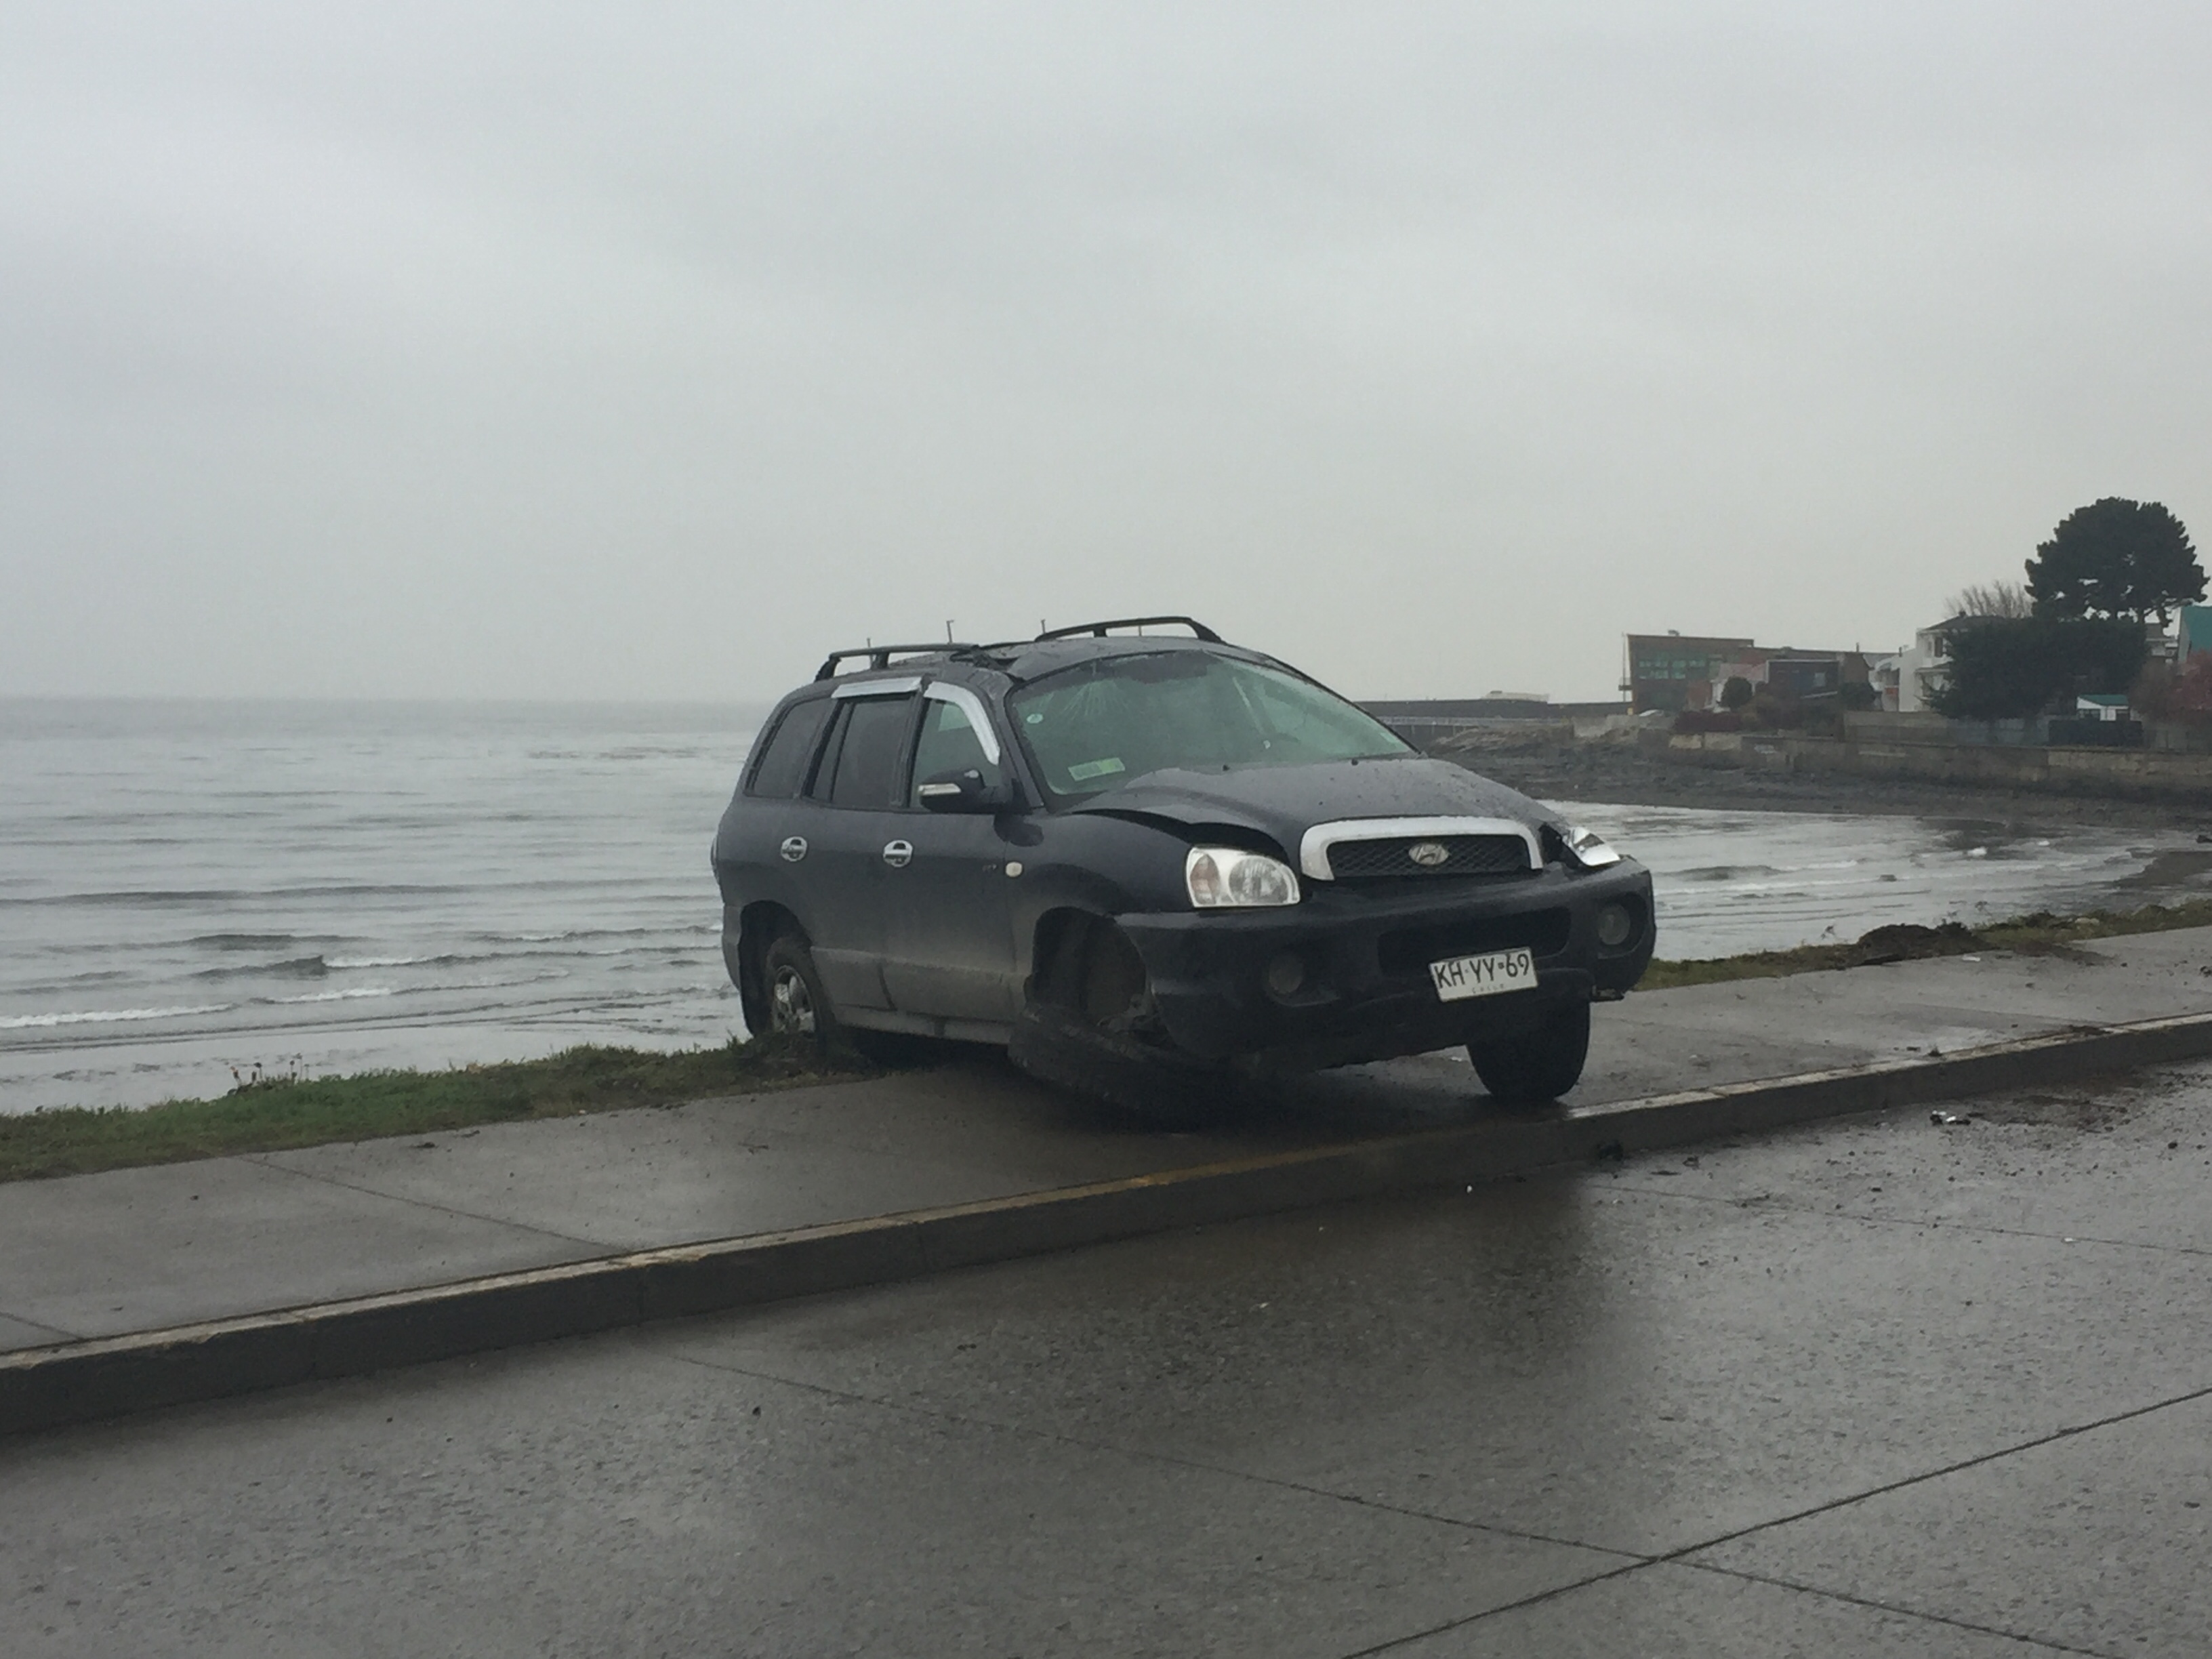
[820,697,914,808]
[745,699,834,798]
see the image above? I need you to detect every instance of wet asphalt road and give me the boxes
[6,1064,2211,1657]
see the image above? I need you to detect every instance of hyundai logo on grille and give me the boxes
[1407,841,1450,867]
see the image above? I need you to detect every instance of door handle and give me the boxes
[882,840,914,869]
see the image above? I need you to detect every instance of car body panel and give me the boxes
[882,811,1021,1022]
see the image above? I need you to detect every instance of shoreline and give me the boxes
[6,897,2212,1183]
[1457,737,2212,831]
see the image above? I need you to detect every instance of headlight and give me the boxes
[1563,824,1621,869]
[1186,846,1300,908]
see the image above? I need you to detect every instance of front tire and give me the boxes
[1469,1000,1591,1107]
[1008,916,1231,1130]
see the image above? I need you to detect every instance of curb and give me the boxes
[7,1010,2211,1437]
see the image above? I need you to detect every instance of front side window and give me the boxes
[815,695,915,808]
[1010,651,1410,802]
[909,693,1006,806]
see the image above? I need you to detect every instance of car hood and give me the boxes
[1069,756,1556,853]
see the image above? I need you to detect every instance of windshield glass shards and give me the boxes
[1010,652,1412,800]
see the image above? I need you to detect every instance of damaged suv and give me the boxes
[713,618,1654,1116]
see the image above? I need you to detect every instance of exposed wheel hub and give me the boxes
[769,966,817,1037]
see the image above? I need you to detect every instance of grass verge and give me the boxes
[0,1036,863,1185]
[9,899,2211,1184]
[1639,897,2212,991]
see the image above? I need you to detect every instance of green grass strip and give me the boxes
[7,898,2211,1185]
[1639,896,2212,991]
[0,1036,863,1185]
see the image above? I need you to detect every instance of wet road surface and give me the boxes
[5,1061,2210,1656]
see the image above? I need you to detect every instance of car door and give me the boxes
[879,681,1021,1024]
[800,682,920,1012]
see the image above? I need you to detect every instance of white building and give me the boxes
[1869,653,1904,712]
[1896,614,2001,713]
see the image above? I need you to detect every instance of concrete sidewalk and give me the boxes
[8,1049,2211,1655]
[4,928,2211,1359]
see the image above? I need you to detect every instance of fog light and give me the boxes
[1263,950,1307,999]
[1596,903,1635,949]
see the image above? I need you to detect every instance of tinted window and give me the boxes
[823,696,914,808]
[909,697,1005,805]
[746,698,834,798]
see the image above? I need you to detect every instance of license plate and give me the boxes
[1429,946,1536,1002]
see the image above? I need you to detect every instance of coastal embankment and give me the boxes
[1447,723,2212,827]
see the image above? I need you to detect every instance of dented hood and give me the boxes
[1067,755,1554,854]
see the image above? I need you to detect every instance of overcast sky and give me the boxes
[4,3,2209,705]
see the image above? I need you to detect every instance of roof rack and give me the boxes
[813,644,979,681]
[1033,615,1223,643]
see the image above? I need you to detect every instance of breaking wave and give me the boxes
[1,1004,234,1030]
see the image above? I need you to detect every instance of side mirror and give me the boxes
[916,768,1015,813]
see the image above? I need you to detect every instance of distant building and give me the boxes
[1626,633,1870,714]
[1623,634,1755,714]
[2076,693,2129,721]
[1896,613,2005,713]
[2179,605,2212,662]
[1869,653,1904,712]
[1769,655,1865,700]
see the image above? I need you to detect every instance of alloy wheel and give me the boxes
[769,966,817,1037]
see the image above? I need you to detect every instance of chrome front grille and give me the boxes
[1324,834,1532,880]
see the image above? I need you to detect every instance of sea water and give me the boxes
[2,699,2200,1112]
[1,699,762,1113]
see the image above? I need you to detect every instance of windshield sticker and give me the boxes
[1066,758,1126,782]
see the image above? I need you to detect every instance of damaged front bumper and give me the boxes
[1114,861,1654,1067]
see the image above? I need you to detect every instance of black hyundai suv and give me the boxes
[713,618,1654,1117]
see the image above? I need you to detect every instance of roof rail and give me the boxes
[1033,615,1223,643]
[813,644,979,681]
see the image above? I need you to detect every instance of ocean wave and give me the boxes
[1,970,135,996]
[5,885,462,909]
[1,1003,234,1029]
[266,986,398,1004]
[192,954,331,981]
[324,954,437,969]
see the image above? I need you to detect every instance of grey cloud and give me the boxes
[4,3,2210,701]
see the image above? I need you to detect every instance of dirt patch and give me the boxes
[2116,849,2212,888]
[1967,1086,2142,1134]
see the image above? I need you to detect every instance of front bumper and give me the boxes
[1115,861,1654,1066]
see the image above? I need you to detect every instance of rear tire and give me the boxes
[758,933,932,1069]
[761,933,841,1059]
[1469,1000,1591,1107]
